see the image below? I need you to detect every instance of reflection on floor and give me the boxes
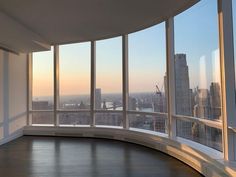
[0,136,203,177]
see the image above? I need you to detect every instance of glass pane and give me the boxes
[95,113,122,127]
[176,119,222,151]
[174,0,222,149]
[59,42,91,110]
[129,113,167,133]
[32,47,54,110]
[31,112,54,126]
[59,112,90,126]
[175,0,221,120]
[96,37,122,110]
[128,23,167,113]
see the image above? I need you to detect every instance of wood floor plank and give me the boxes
[0,136,203,177]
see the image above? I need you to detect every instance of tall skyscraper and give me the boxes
[175,54,192,116]
[95,88,102,109]
[174,54,193,139]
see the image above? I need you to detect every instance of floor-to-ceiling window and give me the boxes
[59,42,91,126]
[31,47,54,125]
[95,37,123,126]
[128,23,167,133]
[174,0,222,151]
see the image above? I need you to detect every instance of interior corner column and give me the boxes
[166,17,176,139]
[26,53,32,125]
[218,0,236,161]
[122,35,129,129]
[54,45,59,126]
[90,41,96,127]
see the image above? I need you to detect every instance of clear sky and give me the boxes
[96,37,122,94]
[32,0,236,97]
[59,42,90,95]
[33,48,54,97]
[129,22,166,93]
[175,0,220,89]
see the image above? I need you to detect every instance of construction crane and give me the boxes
[152,84,165,132]
[154,84,164,112]
[156,85,162,96]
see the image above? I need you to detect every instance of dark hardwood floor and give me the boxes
[0,136,203,177]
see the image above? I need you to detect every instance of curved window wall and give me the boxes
[29,0,236,154]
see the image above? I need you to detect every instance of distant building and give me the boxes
[175,54,192,116]
[190,80,221,121]
[209,82,221,120]
[128,97,136,110]
[78,101,86,109]
[174,54,193,139]
[102,100,107,110]
[193,88,210,118]
[95,88,102,109]
[32,101,49,110]
[32,101,52,124]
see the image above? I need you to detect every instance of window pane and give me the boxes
[128,23,167,113]
[59,42,90,110]
[129,113,167,133]
[176,119,222,151]
[59,112,90,126]
[95,113,122,127]
[174,0,222,149]
[32,47,54,110]
[31,112,54,126]
[175,0,220,119]
[96,37,122,110]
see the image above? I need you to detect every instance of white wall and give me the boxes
[0,50,27,144]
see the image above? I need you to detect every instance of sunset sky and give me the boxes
[33,0,235,97]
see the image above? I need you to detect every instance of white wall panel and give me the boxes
[8,53,27,119]
[0,50,27,143]
[9,116,26,135]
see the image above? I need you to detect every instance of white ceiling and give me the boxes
[0,0,199,53]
